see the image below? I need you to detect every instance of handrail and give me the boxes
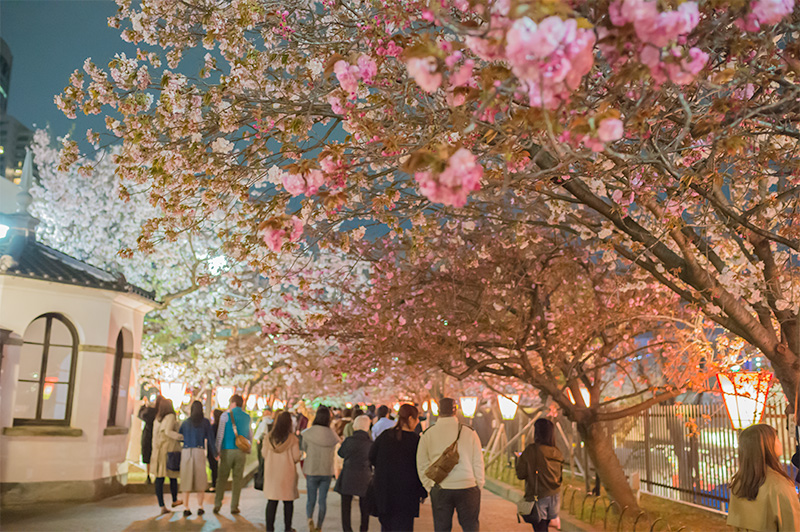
[580,493,594,520]
[616,506,630,532]
[649,517,672,532]
[589,495,608,525]
[603,500,621,531]
[632,510,649,532]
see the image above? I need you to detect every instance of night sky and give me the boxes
[1,0,138,137]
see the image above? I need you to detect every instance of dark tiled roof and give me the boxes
[0,238,157,303]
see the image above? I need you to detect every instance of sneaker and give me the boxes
[172,500,183,508]
[183,509,192,517]
[231,508,241,514]
[160,507,171,515]
[198,509,205,516]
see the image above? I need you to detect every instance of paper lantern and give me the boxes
[717,371,773,430]
[430,399,439,416]
[215,386,235,409]
[566,386,591,407]
[160,381,187,406]
[246,394,258,411]
[498,394,520,420]
[460,396,478,418]
[273,399,286,410]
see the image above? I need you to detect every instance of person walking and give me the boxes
[727,424,800,531]
[178,400,216,517]
[263,411,302,532]
[302,406,341,532]
[370,404,428,531]
[207,408,223,493]
[343,407,365,439]
[416,397,485,532]
[213,394,252,515]
[371,405,394,440]
[335,415,373,532]
[137,394,159,484]
[515,418,563,531]
[152,398,183,515]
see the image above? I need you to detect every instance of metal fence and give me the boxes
[613,393,797,512]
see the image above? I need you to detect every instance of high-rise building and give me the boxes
[0,38,11,114]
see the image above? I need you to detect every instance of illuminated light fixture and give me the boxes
[246,394,258,411]
[273,399,286,410]
[422,401,429,412]
[257,396,268,410]
[160,381,187,406]
[215,386,236,409]
[566,386,591,407]
[460,396,478,418]
[0,223,9,239]
[430,399,439,416]
[393,402,401,412]
[717,371,773,430]
[498,394,520,420]
[346,402,353,408]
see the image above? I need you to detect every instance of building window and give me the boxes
[107,332,125,427]
[14,314,78,426]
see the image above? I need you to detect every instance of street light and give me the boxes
[273,399,286,410]
[498,394,520,420]
[430,399,439,416]
[460,396,478,418]
[160,381,187,407]
[717,371,773,430]
[246,394,258,411]
[257,396,268,410]
[566,386,591,407]
[215,386,235,409]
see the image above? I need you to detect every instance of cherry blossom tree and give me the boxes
[56,0,800,403]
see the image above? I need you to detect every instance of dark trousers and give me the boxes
[341,494,370,532]
[208,452,218,488]
[430,485,480,532]
[531,519,550,532]
[266,499,293,532]
[379,513,415,531]
[155,477,178,507]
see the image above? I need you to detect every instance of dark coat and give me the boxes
[334,430,373,497]
[515,443,563,500]
[369,428,427,518]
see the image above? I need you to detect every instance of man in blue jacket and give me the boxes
[213,394,252,514]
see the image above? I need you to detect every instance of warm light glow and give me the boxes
[160,381,187,406]
[423,401,429,412]
[246,394,258,411]
[215,386,235,409]
[460,396,478,418]
[717,371,773,430]
[430,400,439,416]
[498,394,520,420]
[566,386,591,407]
[346,402,353,408]
[257,396,268,410]
[273,399,286,410]
[393,402,401,412]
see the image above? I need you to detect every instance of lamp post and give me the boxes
[498,394,520,453]
[272,399,286,411]
[566,386,591,407]
[160,381,187,407]
[430,399,439,417]
[717,371,773,430]
[215,386,235,409]
[460,396,478,421]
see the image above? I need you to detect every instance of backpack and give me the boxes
[425,424,463,484]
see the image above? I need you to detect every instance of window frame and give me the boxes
[13,313,79,427]
[107,331,125,427]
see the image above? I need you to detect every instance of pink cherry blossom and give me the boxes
[357,55,378,84]
[262,227,286,252]
[752,0,794,25]
[334,60,360,96]
[327,94,345,114]
[406,57,442,93]
[597,118,624,142]
[282,172,307,196]
[289,216,304,241]
[415,148,483,207]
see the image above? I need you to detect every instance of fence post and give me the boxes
[644,407,652,492]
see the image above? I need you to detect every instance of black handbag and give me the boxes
[254,459,265,491]
[365,478,380,517]
[167,451,181,471]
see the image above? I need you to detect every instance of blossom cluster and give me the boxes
[414,148,483,207]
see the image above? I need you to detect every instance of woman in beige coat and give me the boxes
[263,411,302,532]
[727,424,800,532]
[152,398,184,515]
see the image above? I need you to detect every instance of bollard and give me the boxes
[632,510,649,532]
[580,493,594,520]
[589,495,607,524]
[603,501,621,531]
[649,517,672,532]
[616,505,630,532]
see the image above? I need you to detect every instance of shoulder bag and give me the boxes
[424,424,463,485]
[230,411,252,453]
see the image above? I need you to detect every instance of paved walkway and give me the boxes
[1,480,592,531]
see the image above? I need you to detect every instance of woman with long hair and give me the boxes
[302,406,341,532]
[515,418,563,531]
[178,400,216,516]
[727,424,800,531]
[152,398,184,515]
[369,404,427,531]
[263,411,302,532]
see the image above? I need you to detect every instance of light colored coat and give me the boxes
[416,416,485,491]
[262,433,301,500]
[152,413,183,478]
[727,469,800,532]
[301,425,341,476]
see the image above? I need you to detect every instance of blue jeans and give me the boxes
[306,475,333,525]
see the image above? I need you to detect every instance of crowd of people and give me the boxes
[137,395,554,532]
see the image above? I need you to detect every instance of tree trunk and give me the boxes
[579,421,639,511]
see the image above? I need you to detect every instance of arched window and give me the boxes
[14,313,79,426]
[107,331,125,427]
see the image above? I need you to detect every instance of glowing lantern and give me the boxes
[498,394,520,420]
[393,402,401,412]
[717,371,773,430]
[423,401,429,412]
[257,396,268,410]
[346,402,353,408]
[460,396,478,418]
[566,386,591,407]
[273,399,286,410]
[160,381,187,406]
[430,400,439,416]
[215,386,235,409]
[246,394,258,411]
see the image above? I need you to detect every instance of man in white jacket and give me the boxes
[416,398,485,532]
